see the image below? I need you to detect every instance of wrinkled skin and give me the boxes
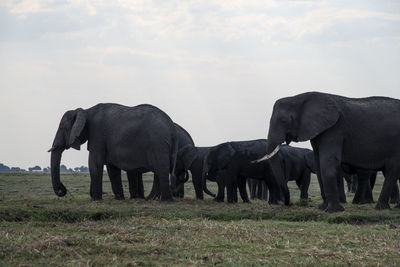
[259,91,400,212]
[128,124,216,200]
[205,140,289,204]
[277,145,316,201]
[49,104,177,201]
[224,144,316,204]
[119,123,194,200]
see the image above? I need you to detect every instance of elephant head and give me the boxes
[205,143,235,178]
[48,108,88,197]
[258,92,340,161]
[170,145,196,193]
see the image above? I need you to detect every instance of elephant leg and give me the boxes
[311,141,327,210]
[269,156,290,205]
[214,176,225,202]
[156,168,173,201]
[192,173,204,199]
[353,176,368,204]
[248,179,256,199]
[127,171,144,199]
[317,143,344,213]
[172,172,185,198]
[127,171,136,198]
[299,171,311,201]
[256,180,263,199]
[352,175,358,193]
[264,176,279,204]
[344,174,351,193]
[389,181,400,204]
[226,174,236,204]
[337,172,347,204]
[88,153,104,201]
[238,176,250,203]
[363,178,374,204]
[146,174,161,200]
[137,173,144,198]
[311,137,344,212]
[106,165,125,200]
[376,166,400,210]
[267,184,280,204]
[233,180,238,203]
[369,173,377,190]
[261,181,268,201]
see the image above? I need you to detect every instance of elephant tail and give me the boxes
[203,177,216,197]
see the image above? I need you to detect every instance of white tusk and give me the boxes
[251,145,280,163]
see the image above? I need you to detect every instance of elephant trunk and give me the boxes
[50,148,67,197]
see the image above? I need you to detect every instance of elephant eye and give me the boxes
[279,116,289,124]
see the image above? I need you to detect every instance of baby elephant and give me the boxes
[277,145,316,201]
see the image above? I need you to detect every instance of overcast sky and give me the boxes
[1,0,400,169]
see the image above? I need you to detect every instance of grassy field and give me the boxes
[1,172,400,266]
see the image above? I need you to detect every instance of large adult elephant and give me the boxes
[48,103,178,201]
[126,123,195,200]
[255,91,400,212]
[126,124,217,200]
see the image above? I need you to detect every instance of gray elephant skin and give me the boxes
[49,103,178,201]
[205,139,289,204]
[276,145,316,201]
[128,125,216,200]
[223,143,316,204]
[173,145,216,199]
[257,91,400,212]
[344,171,400,205]
[124,122,195,200]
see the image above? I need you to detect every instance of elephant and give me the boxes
[255,91,400,212]
[126,122,195,200]
[172,145,217,199]
[225,144,316,204]
[205,139,289,204]
[247,178,268,200]
[275,145,316,201]
[48,103,178,201]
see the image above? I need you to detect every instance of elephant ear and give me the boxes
[297,94,340,141]
[304,151,316,173]
[216,143,236,170]
[68,108,87,150]
[179,145,198,170]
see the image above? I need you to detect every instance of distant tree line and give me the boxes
[0,163,89,173]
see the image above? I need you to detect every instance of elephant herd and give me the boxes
[49,91,400,213]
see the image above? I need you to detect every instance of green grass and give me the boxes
[1,173,399,266]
